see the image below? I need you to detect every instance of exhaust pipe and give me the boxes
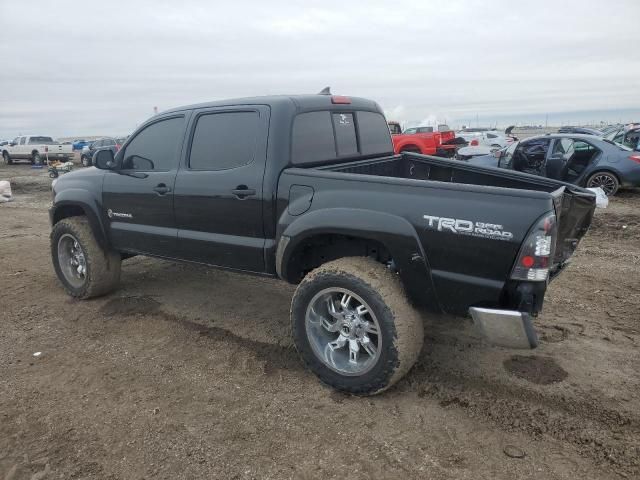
[469,307,538,349]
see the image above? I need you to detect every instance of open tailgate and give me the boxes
[551,186,596,268]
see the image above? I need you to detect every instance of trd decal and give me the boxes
[423,215,513,240]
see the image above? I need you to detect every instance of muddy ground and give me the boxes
[1,163,639,479]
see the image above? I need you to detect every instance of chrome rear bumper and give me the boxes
[469,307,538,349]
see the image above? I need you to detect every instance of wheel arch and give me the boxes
[51,194,109,250]
[398,143,422,153]
[276,208,440,310]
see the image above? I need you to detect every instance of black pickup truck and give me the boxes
[50,92,596,395]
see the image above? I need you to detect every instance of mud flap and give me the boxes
[469,307,538,349]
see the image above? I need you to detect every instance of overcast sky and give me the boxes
[1,0,638,138]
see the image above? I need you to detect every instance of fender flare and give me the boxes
[276,208,440,309]
[51,188,109,250]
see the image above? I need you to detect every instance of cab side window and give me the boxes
[122,116,185,171]
[19,137,26,145]
[189,111,260,170]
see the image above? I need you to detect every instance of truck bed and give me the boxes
[320,152,579,194]
[279,152,595,314]
[318,152,595,263]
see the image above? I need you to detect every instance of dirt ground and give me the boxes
[1,163,639,479]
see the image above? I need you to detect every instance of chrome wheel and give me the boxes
[57,233,87,288]
[587,173,618,196]
[305,288,381,376]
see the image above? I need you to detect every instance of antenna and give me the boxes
[318,87,331,95]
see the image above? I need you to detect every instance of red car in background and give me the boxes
[387,122,457,157]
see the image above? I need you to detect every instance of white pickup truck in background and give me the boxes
[1,135,74,165]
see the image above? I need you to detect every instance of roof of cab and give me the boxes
[160,94,382,116]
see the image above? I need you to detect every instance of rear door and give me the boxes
[173,106,270,272]
[102,114,188,257]
[16,137,28,158]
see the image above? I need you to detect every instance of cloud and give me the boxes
[0,0,638,137]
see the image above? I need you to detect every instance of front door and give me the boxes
[102,114,188,257]
[173,106,270,272]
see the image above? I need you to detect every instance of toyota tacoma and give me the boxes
[50,91,596,395]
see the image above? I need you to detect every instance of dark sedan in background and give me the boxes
[466,134,640,195]
[80,137,125,167]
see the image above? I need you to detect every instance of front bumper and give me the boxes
[469,307,538,349]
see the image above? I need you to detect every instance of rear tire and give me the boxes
[51,217,121,299]
[2,151,12,165]
[31,152,41,165]
[81,155,91,167]
[586,171,619,196]
[291,257,424,395]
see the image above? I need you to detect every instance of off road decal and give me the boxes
[423,215,513,240]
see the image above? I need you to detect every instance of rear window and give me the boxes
[29,136,54,144]
[291,110,392,165]
[332,113,358,156]
[358,111,393,155]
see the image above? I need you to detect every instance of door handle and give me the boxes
[231,185,256,199]
[153,183,171,195]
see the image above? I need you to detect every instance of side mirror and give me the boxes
[94,149,115,170]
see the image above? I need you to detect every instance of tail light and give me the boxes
[44,146,49,153]
[470,139,479,146]
[629,154,640,164]
[511,212,557,282]
[115,144,121,152]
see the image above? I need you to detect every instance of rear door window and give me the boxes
[189,111,260,170]
[332,113,358,157]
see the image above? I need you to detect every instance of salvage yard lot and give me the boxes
[1,165,639,479]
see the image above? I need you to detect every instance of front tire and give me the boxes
[3,151,13,165]
[51,217,121,299]
[291,257,424,395]
[586,171,619,196]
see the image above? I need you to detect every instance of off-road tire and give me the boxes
[81,155,91,167]
[291,257,424,395]
[51,217,121,299]
[2,151,12,165]
[31,152,42,165]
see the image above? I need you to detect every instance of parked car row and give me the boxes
[80,137,126,167]
[464,133,640,196]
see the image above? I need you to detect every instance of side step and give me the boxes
[469,307,538,349]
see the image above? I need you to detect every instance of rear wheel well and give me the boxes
[399,144,421,153]
[285,234,392,283]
